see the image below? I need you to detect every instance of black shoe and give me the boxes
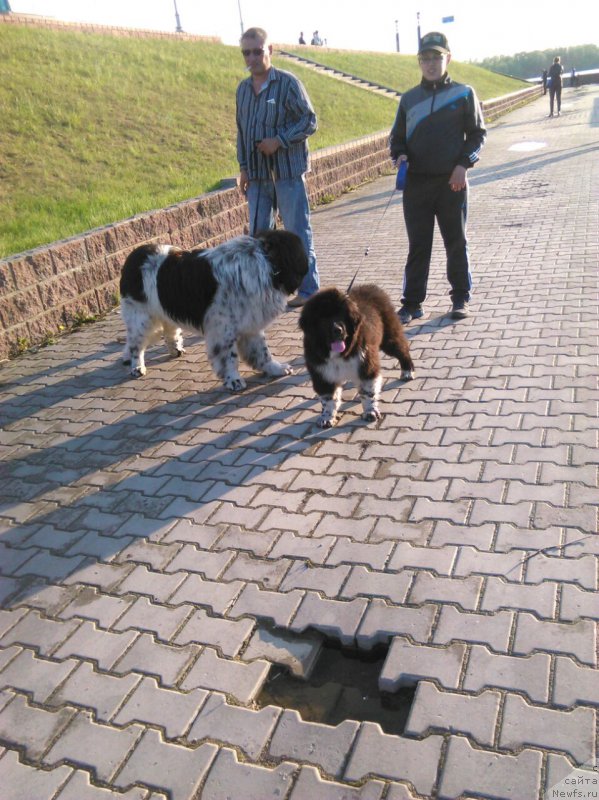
[450,301,470,320]
[398,306,424,325]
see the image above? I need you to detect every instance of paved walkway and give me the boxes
[0,85,597,800]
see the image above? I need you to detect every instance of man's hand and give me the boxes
[449,165,467,191]
[239,170,250,194]
[257,137,281,156]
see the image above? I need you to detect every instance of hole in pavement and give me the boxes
[256,640,415,736]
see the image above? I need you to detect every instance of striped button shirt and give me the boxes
[236,67,317,180]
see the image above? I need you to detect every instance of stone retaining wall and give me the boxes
[0,131,395,361]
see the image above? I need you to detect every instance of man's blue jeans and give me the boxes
[247,175,320,298]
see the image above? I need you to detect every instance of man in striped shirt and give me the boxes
[236,27,320,307]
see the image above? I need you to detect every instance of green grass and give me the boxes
[1,26,526,259]
[284,46,528,100]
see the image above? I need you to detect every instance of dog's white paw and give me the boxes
[401,369,415,381]
[130,365,146,378]
[317,415,336,428]
[172,347,185,359]
[224,376,247,392]
[362,408,382,423]
[264,361,292,377]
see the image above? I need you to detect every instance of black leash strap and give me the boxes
[251,150,278,236]
[346,183,399,294]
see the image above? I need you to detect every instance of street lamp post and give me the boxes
[395,19,400,53]
[237,0,244,37]
[416,11,421,50]
[173,0,183,33]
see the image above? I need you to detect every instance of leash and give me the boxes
[346,162,408,294]
[250,149,278,236]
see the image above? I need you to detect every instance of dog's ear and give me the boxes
[260,230,308,294]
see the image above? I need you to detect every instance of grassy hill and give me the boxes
[284,46,528,99]
[1,26,526,259]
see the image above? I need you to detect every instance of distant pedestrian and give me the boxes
[311,30,323,46]
[299,31,306,44]
[390,31,486,323]
[548,56,563,116]
[570,67,577,87]
[541,68,548,95]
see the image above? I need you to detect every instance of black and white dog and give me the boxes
[120,230,308,390]
[299,284,415,427]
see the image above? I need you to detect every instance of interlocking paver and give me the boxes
[112,596,192,641]
[344,722,443,794]
[0,609,79,656]
[409,573,483,610]
[291,592,369,645]
[174,607,254,655]
[552,656,599,708]
[227,582,305,628]
[269,710,359,777]
[481,577,557,618]
[187,691,279,758]
[280,562,351,596]
[437,736,542,799]
[222,551,292,587]
[112,633,199,685]
[58,586,133,627]
[201,747,297,800]
[433,606,514,652]
[0,647,78,703]
[289,765,386,800]
[499,694,596,765]
[269,531,336,562]
[0,748,73,800]
[405,681,501,745]
[513,612,596,665]
[44,711,144,782]
[113,676,208,738]
[168,573,244,613]
[379,637,466,690]
[180,646,270,703]
[0,691,75,759]
[560,583,599,621]
[54,770,152,799]
[525,552,597,590]
[1,85,598,799]
[53,620,138,670]
[388,542,457,574]
[114,729,217,800]
[241,626,322,677]
[47,661,140,721]
[340,565,412,604]
[463,645,551,703]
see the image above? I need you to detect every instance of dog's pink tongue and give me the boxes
[331,341,346,353]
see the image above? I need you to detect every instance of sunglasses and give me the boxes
[241,47,265,57]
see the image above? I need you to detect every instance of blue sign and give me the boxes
[442,15,455,22]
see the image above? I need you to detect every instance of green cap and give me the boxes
[419,31,450,54]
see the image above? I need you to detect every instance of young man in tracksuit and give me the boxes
[390,31,486,323]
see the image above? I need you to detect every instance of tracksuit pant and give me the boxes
[401,173,472,310]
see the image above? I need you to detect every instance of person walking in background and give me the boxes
[236,26,320,307]
[570,67,577,87]
[390,31,486,323]
[541,68,548,95]
[548,56,564,116]
[298,32,306,44]
[311,30,323,46]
